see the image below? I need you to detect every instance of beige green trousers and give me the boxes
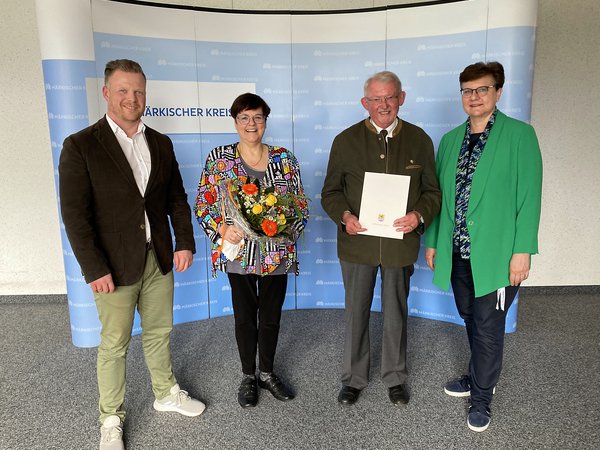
[94,249,176,423]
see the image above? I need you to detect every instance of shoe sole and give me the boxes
[467,418,490,432]
[239,403,257,408]
[444,387,496,398]
[153,400,206,417]
[444,388,471,397]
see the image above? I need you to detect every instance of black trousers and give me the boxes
[227,273,288,375]
[450,252,518,406]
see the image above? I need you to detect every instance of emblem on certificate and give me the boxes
[377,213,385,222]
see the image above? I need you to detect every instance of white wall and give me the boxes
[1,0,598,295]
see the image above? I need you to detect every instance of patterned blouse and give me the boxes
[195,143,309,276]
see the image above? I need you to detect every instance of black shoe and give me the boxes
[338,385,361,406]
[388,384,409,405]
[258,373,295,401]
[237,376,258,408]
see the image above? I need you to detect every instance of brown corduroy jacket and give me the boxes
[59,116,195,285]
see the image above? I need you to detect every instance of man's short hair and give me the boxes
[104,59,146,85]
[364,71,402,96]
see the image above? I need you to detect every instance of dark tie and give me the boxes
[380,129,388,159]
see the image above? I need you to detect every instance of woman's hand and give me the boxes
[425,248,436,271]
[509,253,530,286]
[223,225,245,245]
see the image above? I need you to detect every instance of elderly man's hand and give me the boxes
[342,211,367,235]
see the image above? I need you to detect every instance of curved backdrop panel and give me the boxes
[36,0,538,347]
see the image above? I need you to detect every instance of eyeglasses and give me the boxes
[460,85,496,97]
[236,114,266,125]
[365,95,399,104]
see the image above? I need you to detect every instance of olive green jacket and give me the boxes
[424,111,543,296]
[321,118,441,268]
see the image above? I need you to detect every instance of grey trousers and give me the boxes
[340,260,412,389]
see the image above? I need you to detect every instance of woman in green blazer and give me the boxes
[424,62,542,433]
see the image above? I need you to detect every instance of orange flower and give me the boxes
[261,219,278,237]
[242,183,259,196]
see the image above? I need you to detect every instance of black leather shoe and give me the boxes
[258,373,295,401]
[388,384,409,405]
[237,376,258,408]
[338,385,361,406]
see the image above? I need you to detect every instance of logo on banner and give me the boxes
[314,237,336,243]
[87,79,255,134]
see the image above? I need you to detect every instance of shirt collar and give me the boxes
[105,114,145,137]
[369,117,398,138]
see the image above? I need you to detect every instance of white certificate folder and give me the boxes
[357,172,410,240]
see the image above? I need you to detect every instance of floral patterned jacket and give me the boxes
[195,143,309,276]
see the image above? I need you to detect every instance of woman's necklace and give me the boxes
[239,143,266,168]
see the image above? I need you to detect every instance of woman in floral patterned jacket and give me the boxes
[195,93,308,409]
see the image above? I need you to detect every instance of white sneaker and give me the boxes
[99,415,124,450]
[153,383,206,417]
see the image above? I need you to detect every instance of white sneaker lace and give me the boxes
[173,388,191,406]
[101,424,122,443]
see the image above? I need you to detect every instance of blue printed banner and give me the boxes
[38,0,536,346]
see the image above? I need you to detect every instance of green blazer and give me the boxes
[424,111,542,297]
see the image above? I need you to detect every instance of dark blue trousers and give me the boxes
[450,252,518,406]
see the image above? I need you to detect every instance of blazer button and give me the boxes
[140,224,145,230]
[468,220,474,226]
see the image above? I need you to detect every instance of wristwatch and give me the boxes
[414,210,424,225]
[412,210,425,234]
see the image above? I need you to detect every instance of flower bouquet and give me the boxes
[219,178,308,259]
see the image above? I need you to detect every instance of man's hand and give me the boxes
[174,250,193,272]
[425,248,436,271]
[509,253,530,286]
[393,211,420,234]
[342,211,367,235]
[90,273,115,294]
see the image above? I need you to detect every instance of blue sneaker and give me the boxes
[467,404,491,432]
[444,375,496,397]
[444,375,471,397]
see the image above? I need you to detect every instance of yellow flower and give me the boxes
[265,193,277,206]
[251,203,263,214]
[277,213,286,225]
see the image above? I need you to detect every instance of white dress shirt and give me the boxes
[369,117,398,140]
[105,115,152,242]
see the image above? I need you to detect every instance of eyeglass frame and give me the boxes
[235,113,267,125]
[459,85,497,97]
[364,95,400,104]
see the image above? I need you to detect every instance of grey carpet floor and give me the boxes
[0,289,598,449]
